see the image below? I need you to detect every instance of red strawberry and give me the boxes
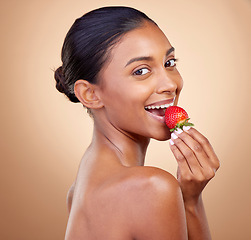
[165,106,194,132]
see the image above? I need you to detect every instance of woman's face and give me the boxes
[97,21,183,141]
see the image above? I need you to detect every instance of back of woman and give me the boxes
[66,154,187,239]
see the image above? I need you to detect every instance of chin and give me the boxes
[151,128,171,141]
[153,135,171,141]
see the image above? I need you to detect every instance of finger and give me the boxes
[169,140,193,175]
[170,133,203,176]
[182,127,220,171]
[173,129,210,170]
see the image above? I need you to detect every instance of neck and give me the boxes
[91,117,150,167]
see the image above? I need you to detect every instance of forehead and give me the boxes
[107,22,172,66]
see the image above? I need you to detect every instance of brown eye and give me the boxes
[133,68,150,76]
[165,59,177,68]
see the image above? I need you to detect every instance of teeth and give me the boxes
[145,101,174,110]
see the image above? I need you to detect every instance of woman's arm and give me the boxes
[169,127,220,239]
[184,195,211,240]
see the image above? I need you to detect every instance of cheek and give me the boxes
[101,82,151,127]
[102,82,129,107]
[102,77,151,109]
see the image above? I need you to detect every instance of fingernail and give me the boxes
[169,139,174,145]
[171,133,178,139]
[183,126,191,131]
[174,128,183,135]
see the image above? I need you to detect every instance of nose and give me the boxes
[155,70,179,95]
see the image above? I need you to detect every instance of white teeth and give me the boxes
[145,101,174,110]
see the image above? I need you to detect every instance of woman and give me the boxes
[54,6,220,240]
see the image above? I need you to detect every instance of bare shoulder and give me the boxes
[119,166,188,240]
[135,166,179,185]
[66,166,187,239]
[97,166,183,212]
[126,166,181,197]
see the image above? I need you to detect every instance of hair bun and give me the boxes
[54,66,66,94]
[54,66,80,103]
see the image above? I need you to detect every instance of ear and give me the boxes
[74,80,104,109]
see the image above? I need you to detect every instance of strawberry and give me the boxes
[165,106,194,132]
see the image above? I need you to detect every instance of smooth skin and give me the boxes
[64,21,220,240]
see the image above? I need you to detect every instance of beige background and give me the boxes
[1,0,250,239]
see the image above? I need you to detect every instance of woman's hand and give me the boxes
[169,126,220,204]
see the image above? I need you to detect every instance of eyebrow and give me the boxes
[125,47,175,67]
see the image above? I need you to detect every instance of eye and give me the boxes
[165,58,177,68]
[133,68,150,76]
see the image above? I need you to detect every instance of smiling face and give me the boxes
[97,21,183,141]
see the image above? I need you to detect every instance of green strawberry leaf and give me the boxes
[169,118,194,132]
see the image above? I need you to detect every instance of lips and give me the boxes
[144,98,175,109]
[144,98,175,117]
[144,98,176,123]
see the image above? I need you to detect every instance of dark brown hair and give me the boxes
[54,6,156,103]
